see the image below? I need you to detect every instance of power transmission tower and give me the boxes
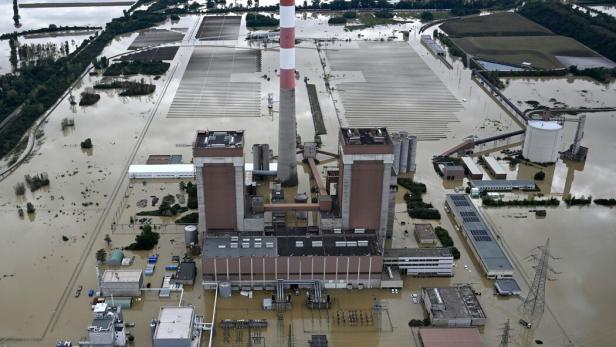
[499,319,511,347]
[522,238,559,318]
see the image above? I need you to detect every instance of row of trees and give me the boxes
[434,226,460,259]
[398,178,442,220]
[0,1,177,160]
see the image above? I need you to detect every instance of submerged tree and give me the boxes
[95,248,107,263]
[13,0,21,27]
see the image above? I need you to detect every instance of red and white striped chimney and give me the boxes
[277,0,298,186]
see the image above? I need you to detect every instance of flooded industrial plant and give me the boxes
[1,1,615,347]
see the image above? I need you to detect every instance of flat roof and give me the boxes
[424,286,486,320]
[277,235,380,256]
[414,224,437,239]
[470,180,535,189]
[528,120,562,131]
[128,164,194,174]
[444,165,464,172]
[483,156,507,176]
[495,279,522,294]
[340,127,391,145]
[419,328,485,347]
[203,236,278,257]
[446,194,514,274]
[177,261,196,281]
[155,306,194,340]
[101,269,142,283]
[461,157,483,176]
[384,247,452,258]
[194,130,244,148]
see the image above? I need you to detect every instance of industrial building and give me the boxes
[338,128,395,240]
[127,164,195,179]
[192,127,402,292]
[461,156,483,180]
[202,235,383,289]
[523,120,563,163]
[422,286,487,327]
[152,306,202,347]
[100,269,143,297]
[470,179,536,192]
[494,278,522,296]
[418,327,485,347]
[443,165,465,181]
[445,194,514,279]
[482,156,507,179]
[414,223,438,246]
[173,261,197,286]
[384,248,454,277]
[81,303,127,347]
[193,130,246,232]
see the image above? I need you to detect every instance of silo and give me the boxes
[219,282,232,298]
[522,121,563,164]
[391,133,401,174]
[184,225,198,245]
[399,131,409,173]
[407,135,417,172]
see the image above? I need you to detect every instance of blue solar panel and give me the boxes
[474,235,492,242]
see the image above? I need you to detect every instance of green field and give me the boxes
[440,12,553,37]
[453,35,600,69]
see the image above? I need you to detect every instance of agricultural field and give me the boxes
[440,12,552,37]
[453,35,604,69]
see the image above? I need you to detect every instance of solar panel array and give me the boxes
[195,16,241,41]
[461,211,480,223]
[450,195,471,206]
[470,229,492,242]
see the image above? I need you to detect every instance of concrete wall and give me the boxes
[203,164,237,230]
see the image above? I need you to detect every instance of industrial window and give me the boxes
[295,241,304,247]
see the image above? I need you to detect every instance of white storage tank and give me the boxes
[184,225,198,245]
[523,121,563,163]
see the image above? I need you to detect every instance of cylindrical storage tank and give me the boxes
[220,282,232,298]
[391,133,401,174]
[184,225,198,245]
[399,132,409,173]
[522,121,563,163]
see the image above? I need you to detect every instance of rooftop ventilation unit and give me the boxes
[354,228,365,234]
[335,241,346,247]
[312,241,323,247]
[347,241,357,247]
[231,236,239,242]
[254,242,262,248]
[230,242,238,249]
[242,242,250,249]
[295,241,304,247]
[218,245,227,249]
[358,240,369,247]
[265,242,274,248]
[334,228,342,234]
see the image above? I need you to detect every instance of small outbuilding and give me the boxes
[443,165,465,181]
[414,224,438,246]
[495,278,522,296]
[173,261,197,286]
[106,249,124,266]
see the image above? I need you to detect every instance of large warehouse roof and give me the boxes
[154,306,194,340]
[446,194,513,275]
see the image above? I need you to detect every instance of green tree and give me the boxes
[80,138,93,149]
[95,248,107,263]
[420,11,434,22]
[104,234,112,248]
[125,224,160,250]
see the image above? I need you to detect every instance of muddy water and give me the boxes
[0,13,611,347]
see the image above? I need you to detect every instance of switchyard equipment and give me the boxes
[421,286,487,327]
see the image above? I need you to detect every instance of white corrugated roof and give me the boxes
[128,164,195,174]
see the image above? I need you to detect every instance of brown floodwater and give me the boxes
[0,14,614,347]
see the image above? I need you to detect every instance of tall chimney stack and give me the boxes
[277,0,298,186]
